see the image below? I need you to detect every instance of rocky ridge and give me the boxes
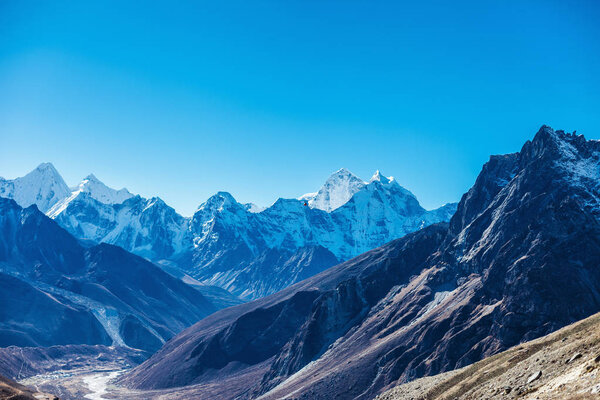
[119,126,600,399]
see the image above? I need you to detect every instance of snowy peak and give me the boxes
[369,170,394,185]
[307,168,366,212]
[244,203,265,213]
[0,162,71,212]
[73,174,134,204]
[520,125,594,165]
[301,168,420,212]
[504,125,600,191]
[197,191,240,211]
[35,162,58,174]
[298,192,317,201]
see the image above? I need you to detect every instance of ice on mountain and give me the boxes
[0,162,71,212]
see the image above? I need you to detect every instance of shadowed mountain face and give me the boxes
[120,224,447,393]
[121,127,600,399]
[0,198,217,352]
[3,163,455,301]
[0,271,110,348]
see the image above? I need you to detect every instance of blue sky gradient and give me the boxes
[1,1,599,215]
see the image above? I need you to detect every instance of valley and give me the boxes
[119,127,600,399]
[3,3,596,399]
[3,126,600,400]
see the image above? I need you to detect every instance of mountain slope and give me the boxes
[49,193,190,261]
[302,168,366,211]
[120,126,600,399]
[0,163,70,213]
[0,373,56,400]
[377,311,600,400]
[16,166,454,300]
[183,174,456,299]
[119,224,448,394]
[0,197,217,352]
[0,271,110,348]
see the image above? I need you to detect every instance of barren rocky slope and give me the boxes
[377,311,600,400]
[0,373,56,400]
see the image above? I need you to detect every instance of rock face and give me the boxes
[2,165,456,300]
[121,126,600,400]
[376,311,600,400]
[0,198,216,352]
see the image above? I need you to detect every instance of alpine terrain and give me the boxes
[0,197,217,353]
[119,126,600,399]
[2,165,456,300]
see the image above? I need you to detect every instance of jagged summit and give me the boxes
[73,173,134,205]
[145,196,168,208]
[0,162,70,212]
[331,167,353,176]
[196,191,241,213]
[521,125,589,161]
[34,162,59,172]
[46,172,134,219]
[302,168,366,212]
[122,126,600,399]
[370,169,393,184]
[244,203,265,213]
[2,163,457,299]
[302,168,419,212]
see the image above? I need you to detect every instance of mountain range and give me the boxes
[0,164,456,300]
[119,126,600,399]
[0,197,217,352]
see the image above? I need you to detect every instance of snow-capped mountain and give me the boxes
[42,173,188,261]
[301,168,366,211]
[51,193,190,260]
[0,163,71,213]
[72,174,133,204]
[0,164,457,300]
[47,173,133,217]
[244,202,265,213]
[122,126,600,400]
[182,170,456,298]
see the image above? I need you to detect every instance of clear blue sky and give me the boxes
[1,1,599,216]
